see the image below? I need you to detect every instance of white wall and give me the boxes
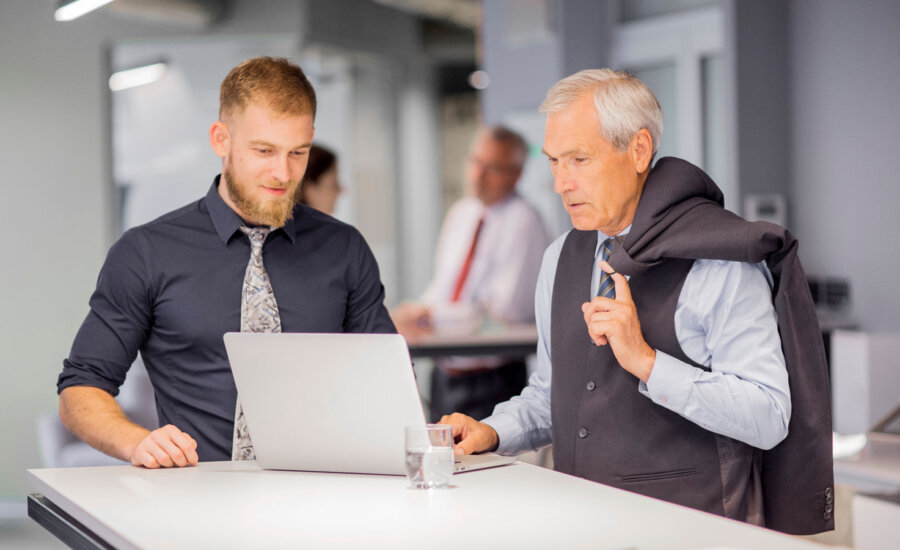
[0,0,153,502]
[0,0,305,501]
[789,0,900,331]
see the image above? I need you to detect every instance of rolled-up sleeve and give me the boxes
[58,230,153,396]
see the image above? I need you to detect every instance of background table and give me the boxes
[29,460,833,550]
[406,323,538,358]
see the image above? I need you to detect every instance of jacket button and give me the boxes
[586,381,596,391]
[826,494,834,505]
[824,511,832,521]
[825,503,833,514]
[825,487,833,497]
[578,427,588,439]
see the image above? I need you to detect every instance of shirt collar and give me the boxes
[595,225,631,257]
[481,191,517,218]
[204,175,298,245]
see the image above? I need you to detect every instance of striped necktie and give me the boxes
[232,226,282,461]
[596,237,616,299]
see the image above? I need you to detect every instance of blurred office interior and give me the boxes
[2,0,900,547]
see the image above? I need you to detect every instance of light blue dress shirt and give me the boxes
[483,230,792,454]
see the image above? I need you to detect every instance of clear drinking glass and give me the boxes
[405,424,454,489]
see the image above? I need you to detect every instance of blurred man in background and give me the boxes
[393,125,550,421]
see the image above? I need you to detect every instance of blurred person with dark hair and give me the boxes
[58,57,394,469]
[295,144,342,215]
[393,125,550,422]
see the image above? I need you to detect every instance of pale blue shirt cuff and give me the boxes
[638,350,700,414]
[482,412,526,455]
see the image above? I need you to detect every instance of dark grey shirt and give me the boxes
[59,177,396,460]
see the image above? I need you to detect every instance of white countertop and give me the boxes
[28,460,831,550]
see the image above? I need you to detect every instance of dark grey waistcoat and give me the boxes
[552,229,762,522]
[550,157,834,535]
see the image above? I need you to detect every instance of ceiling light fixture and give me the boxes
[108,62,167,92]
[54,0,116,22]
[468,70,490,90]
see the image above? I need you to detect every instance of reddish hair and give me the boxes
[219,56,316,121]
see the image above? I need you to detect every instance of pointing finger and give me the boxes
[599,260,632,303]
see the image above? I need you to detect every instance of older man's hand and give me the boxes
[439,413,499,455]
[581,260,656,383]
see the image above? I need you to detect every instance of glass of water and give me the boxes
[405,424,454,489]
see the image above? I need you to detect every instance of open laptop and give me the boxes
[223,332,516,475]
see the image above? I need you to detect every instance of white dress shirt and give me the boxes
[422,193,550,326]
[483,229,792,452]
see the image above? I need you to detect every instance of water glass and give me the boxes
[405,424,454,489]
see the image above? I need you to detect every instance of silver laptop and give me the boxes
[223,332,516,475]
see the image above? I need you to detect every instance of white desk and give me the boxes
[28,460,830,550]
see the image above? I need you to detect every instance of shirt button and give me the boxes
[586,381,596,391]
[578,427,588,439]
[659,395,668,404]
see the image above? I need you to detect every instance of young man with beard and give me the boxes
[58,57,395,468]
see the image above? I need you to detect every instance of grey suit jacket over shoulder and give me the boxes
[608,157,834,535]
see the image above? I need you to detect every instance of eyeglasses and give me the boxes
[466,156,518,176]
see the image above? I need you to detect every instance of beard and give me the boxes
[223,161,299,227]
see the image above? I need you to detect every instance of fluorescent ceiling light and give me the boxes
[109,62,167,92]
[54,0,116,22]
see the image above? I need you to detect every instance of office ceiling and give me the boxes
[372,0,480,30]
[98,0,480,30]
[105,0,226,28]
[98,0,479,63]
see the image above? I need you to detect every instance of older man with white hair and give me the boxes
[442,69,833,535]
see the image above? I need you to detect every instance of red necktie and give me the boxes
[450,217,484,302]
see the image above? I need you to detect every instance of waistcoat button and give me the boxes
[578,427,588,439]
[586,381,596,391]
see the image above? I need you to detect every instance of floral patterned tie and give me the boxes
[232,226,282,460]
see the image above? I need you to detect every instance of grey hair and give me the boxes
[539,69,663,158]
[480,125,528,168]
